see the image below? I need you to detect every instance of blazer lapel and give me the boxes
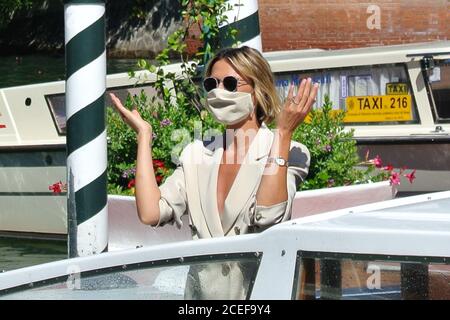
[196,138,225,237]
[221,124,274,235]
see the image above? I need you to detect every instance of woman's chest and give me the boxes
[217,163,241,197]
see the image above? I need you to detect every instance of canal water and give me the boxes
[0,54,138,272]
[0,238,67,272]
[0,54,138,88]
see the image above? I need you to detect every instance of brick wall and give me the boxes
[258,0,450,51]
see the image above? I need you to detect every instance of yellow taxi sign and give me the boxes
[386,83,408,95]
[344,94,412,123]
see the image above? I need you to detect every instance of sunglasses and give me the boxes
[203,76,248,92]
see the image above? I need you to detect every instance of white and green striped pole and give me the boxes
[64,0,108,257]
[220,0,262,51]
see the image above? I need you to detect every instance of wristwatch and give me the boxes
[266,156,289,167]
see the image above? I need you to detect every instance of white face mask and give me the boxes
[205,88,254,125]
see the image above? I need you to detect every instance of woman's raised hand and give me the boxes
[109,93,152,137]
[276,78,319,136]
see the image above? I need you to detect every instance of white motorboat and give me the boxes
[1,190,449,300]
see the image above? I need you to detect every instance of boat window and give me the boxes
[45,94,66,134]
[45,84,159,136]
[0,252,261,300]
[275,64,419,126]
[429,59,450,123]
[293,251,450,300]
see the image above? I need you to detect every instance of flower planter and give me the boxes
[291,180,396,219]
[107,181,396,250]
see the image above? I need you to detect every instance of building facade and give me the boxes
[259,0,449,51]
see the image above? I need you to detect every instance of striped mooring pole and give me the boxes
[64,0,108,257]
[220,0,262,52]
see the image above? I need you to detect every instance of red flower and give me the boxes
[127,179,136,189]
[49,181,64,193]
[404,169,416,184]
[383,164,394,171]
[153,159,165,169]
[153,159,167,186]
[389,171,401,186]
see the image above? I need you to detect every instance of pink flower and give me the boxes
[160,119,172,127]
[383,164,394,171]
[373,155,383,168]
[404,169,416,184]
[389,171,401,186]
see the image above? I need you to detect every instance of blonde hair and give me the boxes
[205,46,281,124]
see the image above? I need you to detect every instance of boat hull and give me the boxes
[0,147,66,238]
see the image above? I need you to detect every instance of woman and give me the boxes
[110,46,318,299]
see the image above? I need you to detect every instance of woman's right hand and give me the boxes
[109,93,152,137]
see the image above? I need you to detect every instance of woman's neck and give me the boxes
[224,118,261,155]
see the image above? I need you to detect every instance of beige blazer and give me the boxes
[156,123,311,239]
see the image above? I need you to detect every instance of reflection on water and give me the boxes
[0,54,139,88]
[0,238,67,272]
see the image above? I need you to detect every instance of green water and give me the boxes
[0,54,139,89]
[0,238,67,272]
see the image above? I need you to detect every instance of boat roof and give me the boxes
[1,190,449,296]
[277,190,450,259]
[265,40,450,71]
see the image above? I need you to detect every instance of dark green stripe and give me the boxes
[66,15,105,79]
[219,10,260,48]
[64,0,104,5]
[75,170,107,225]
[66,94,105,155]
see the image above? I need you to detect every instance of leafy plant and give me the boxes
[106,0,234,194]
[0,0,32,29]
[130,0,236,114]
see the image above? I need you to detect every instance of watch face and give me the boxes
[275,158,286,166]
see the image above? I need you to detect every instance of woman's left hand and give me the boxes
[276,78,319,136]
